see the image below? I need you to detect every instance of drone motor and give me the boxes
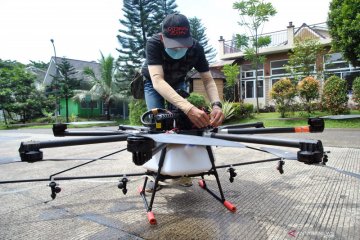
[127,136,155,166]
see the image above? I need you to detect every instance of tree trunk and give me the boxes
[65,97,69,123]
[3,109,8,126]
[255,29,260,114]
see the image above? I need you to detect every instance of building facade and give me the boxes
[217,22,360,108]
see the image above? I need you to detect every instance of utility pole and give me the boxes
[50,39,60,123]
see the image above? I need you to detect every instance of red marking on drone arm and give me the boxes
[295,126,310,133]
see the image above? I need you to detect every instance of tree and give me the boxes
[297,76,320,114]
[286,39,324,80]
[74,53,125,120]
[153,0,178,23]
[222,64,240,101]
[352,77,360,109]
[322,75,349,114]
[0,60,46,123]
[189,17,217,63]
[328,0,360,67]
[233,0,276,113]
[270,78,297,118]
[51,58,81,122]
[116,0,163,88]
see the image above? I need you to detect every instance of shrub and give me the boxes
[221,101,235,121]
[270,78,297,118]
[232,102,254,119]
[187,92,208,109]
[352,77,360,109]
[297,76,320,113]
[322,75,349,114]
[129,100,147,125]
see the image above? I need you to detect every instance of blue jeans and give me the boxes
[144,78,187,110]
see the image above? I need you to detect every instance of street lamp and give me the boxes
[50,39,60,122]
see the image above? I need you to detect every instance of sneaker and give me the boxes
[178,177,193,187]
[145,180,162,193]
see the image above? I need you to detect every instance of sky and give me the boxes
[0,0,332,64]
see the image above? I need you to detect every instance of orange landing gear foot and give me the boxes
[224,200,236,212]
[147,211,157,225]
[198,179,206,188]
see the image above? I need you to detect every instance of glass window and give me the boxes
[245,81,254,98]
[271,60,288,68]
[270,59,289,76]
[324,53,350,71]
[257,80,264,98]
[242,79,264,99]
[81,101,98,109]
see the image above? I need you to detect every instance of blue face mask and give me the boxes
[165,48,188,59]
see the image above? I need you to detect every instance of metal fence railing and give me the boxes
[223,22,328,55]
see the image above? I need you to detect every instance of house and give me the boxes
[215,22,360,108]
[188,67,226,102]
[43,57,129,119]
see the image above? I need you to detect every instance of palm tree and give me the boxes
[73,53,125,120]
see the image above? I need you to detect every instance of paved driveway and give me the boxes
[0,127,359,239]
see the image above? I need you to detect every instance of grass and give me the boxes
[225,110,360,128]
[1,111,359,130]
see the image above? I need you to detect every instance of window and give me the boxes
[241,64,264,99]
[270,60,289,76]
[80,101,99,109]
[324,52,360,93]
[324,53,350,71]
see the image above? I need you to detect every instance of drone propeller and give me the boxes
[260,147,298,160]
[142,133,246,148]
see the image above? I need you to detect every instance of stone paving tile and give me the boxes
[0,130,359,239]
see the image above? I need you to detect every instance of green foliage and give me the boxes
[233,0,277,29]
[322,75,349,114]
[297,76,320,113]
[129,100,147,125]
[117,0,177,89]
[352,77,360,108]
[189,17,217,63]
[187,92,208,109]
[233,0,276,112]
[222,64,240,87]
[286,39,324,79]
[232,102,254,119]
[328,0,360,67]
[51,58,80,99]
[28,60,48,70]
[75,53,125,120]
[270,78,297,118]
[221,101,235,121]
[0,60,53,123]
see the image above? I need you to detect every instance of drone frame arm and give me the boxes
[218,118,324,135]
[209,133,324,164]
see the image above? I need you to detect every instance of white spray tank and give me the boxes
[142,144,212,176]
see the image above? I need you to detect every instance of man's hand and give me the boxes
[210,106,224,127]
[187,107,210,128]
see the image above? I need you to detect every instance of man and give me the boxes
[142,13,224,189]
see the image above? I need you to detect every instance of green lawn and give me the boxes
[225,110,360,128]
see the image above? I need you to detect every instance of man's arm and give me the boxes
[199,71,224,127]
[148,65,211,128]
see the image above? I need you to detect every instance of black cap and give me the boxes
[161,13,193,48]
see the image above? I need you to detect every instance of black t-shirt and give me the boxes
[141,33,209,85]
